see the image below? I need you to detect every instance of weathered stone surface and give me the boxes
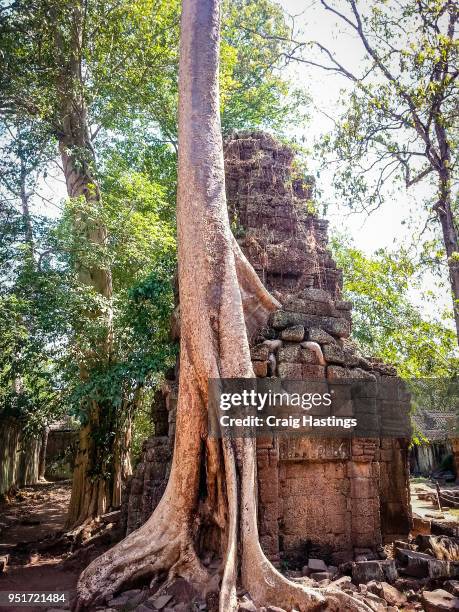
[446,581,459,596]
[422,589,459,611]
[361,592,387,612]
[252,361,268,377]
[415,534,459,561]
[277,362,325,379]
[280,325,305,342]
[367,581,407,607]
[308,327,336,345]
[396,548,459,579]
[330,575,352,589]
[300,341,326,365]
[308,558,328,572]
[251,343,270,361]
[352,560,398,585]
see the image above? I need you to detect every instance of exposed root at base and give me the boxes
[73,503,209,610]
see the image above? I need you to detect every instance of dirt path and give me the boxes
[0,481,79,611]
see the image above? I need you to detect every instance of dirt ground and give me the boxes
[0,481,79,612]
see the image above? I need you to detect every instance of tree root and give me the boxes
[73,494,209,610]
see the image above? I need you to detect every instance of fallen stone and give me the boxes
[445,581,459,596]
[330,576,352,589]
[100,510,121,524]
[308,558,327,572]
[412,515,432,535]
[362,592,387,612]
[280,325,305,342]
[352,560,397,585]
[161,578,198,604]
[135,606,153,612]
[422,589,459,611]
[149,594,173,610]
[367,581,407,607]
[396,548,459,579]
[266,607,287,612]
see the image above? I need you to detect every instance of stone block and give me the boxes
[251,343,270,361]
[396,549,459,579]
[278,344,302,363]
[252,361,268,377]
[280,325,305,342]
[351,477,377,499]
[308,328,336,345]
[422,589,459,612]
[347,462,372,479]
[308,558,328,572]
[352,560,398,585]
[277,362,325,379]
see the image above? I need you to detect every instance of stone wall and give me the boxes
[45,428,79,480]
[122,132,412,563]
[0,417,42,496]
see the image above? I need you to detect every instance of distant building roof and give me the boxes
[412,409,458,441]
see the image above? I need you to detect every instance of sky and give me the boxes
[276,0,451,318]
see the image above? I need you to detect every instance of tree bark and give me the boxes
[74,2,369,610]
[54,1,131,528]
[435,172,459,344]
[38,426,49,481]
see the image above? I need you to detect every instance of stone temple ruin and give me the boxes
[122,132,412,566]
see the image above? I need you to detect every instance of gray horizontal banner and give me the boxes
[208,378,458,439]
[0,592,70,607]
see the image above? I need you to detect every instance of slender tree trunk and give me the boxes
[38,426,49,481]
[19,158,34,258]
[435,172,459,344]
[74,2,369,610]
[54,2,131,527]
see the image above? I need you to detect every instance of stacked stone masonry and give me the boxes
[122,132,412,564]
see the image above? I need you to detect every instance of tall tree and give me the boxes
[1,0,307,525]
[74,2,368,611]
[272,0,459,343]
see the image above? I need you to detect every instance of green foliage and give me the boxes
[331,236,459,377]
[1,0,305,142]
[0,206,69,432]
[0,0,308,453]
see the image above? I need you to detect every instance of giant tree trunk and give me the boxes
[56,1,131,527]
[74,2,369,610]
